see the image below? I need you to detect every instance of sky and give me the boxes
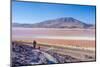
[12,1,96,24]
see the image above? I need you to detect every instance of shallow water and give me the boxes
[12,27,95,40]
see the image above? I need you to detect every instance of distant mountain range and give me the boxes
[12,17,95,29]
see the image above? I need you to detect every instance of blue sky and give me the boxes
[12,1,96,24]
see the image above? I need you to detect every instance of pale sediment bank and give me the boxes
[12,35,95,40]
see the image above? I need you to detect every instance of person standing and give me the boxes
[33,40,37,48]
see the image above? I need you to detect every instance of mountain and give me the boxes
[12,17,95,29]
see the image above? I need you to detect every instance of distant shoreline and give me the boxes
[12,27,95,30]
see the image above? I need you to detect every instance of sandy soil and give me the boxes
[34,38,95,48]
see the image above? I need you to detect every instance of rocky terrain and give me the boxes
[11,41,79,67]
[11,42,54,67]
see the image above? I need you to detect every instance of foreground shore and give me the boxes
[11,41,95,66]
